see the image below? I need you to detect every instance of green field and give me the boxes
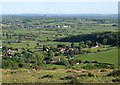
[74,48,118,65]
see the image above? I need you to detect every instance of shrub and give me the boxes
[100,69,107,72]
[55,58,70,66]
[2,59,19,69]
[41,74,53,79]
[46,60,51,64]
[66,70,76,73]
[78,74,88,77]
[88,73,94,77]
[10,71,17,74]
[94,63,114,69]
[107,70,120,77]
[82,64,96,70]
[55,61,64,65]
[91,61,98,63]
[18,63,24,68]
[68,78,81,84]
[69,59,76,65]
[60,75,76,80]
[97,49,101,52]
[54,52,61,56]
[78,73,94,77]
[112,78,120,83]
[83,60,90,64]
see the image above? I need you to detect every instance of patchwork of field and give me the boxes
[1,15,119,83]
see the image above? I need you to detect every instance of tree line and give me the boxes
[56,32,120,46]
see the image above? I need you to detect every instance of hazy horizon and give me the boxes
[1,2,118,15]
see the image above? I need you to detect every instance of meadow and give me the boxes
[74,48,118,65]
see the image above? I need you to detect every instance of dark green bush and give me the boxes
[100,69,107,72]
[78,74,88,77]
[41,74,53,79]
[112,78,120,83]
[68,78,81,84]
[82,64,96,70]
[83,60,90,64]
[107,70,120,77]
[60,75,76,80]
[88,73,94,77]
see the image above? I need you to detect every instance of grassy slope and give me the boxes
[2,68,115,83]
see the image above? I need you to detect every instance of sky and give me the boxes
[0,0,119,2]
[1,0,118,15]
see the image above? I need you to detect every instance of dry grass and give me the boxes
[2,68,118,83]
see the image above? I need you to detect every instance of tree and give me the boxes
[79,41,85,48]
[103,38,108,45]
[86,40,92,47]
[78,46,83,54]
[57,44,66,48]
[35,54,45,67]
[48,50,54,58]
[71,43,75,48]
[2,46,8,56]
[69,59,76,66]
[45,50,54,64]
[6,32,9,39]
[50,46,56,52]
[2,59,19,69]
[61,57,70,66]
[3,32,5,36]
[43,45,47,51]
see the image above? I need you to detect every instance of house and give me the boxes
[52,57,61,63]
[63,25,69,28]
[65,48,80,55]
[76,62,80,65]
[25,36,33,40]
[53,57,61,61]
[63,25,71,28]
[58,47,66,52]
[6,40,19,43]
[91,42,102,48]
[56,25,60,28]
[46,48,49,52]
[15,36,20,38]
[58,47,80,55]
[7,48,18,56]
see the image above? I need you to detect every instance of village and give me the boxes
[2,40,103,66]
